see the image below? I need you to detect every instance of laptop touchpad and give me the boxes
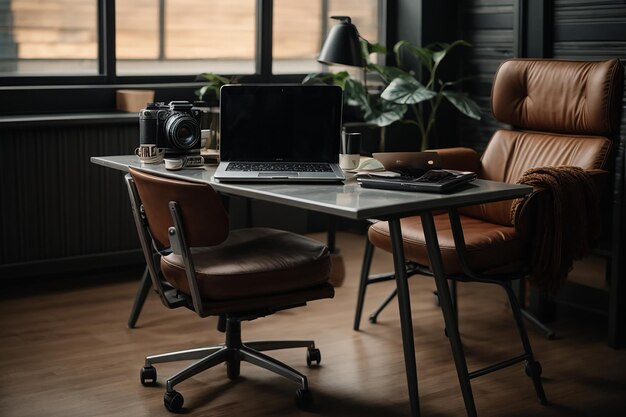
[258,172,299,177]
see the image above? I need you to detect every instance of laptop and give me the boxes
[214,84,345,182]
[358,169,477,193]
[372,151,442,177]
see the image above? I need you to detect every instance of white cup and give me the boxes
[339,153,360,170]
[340,131,361,170]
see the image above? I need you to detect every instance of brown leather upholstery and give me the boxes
[129,167,334,315]
[369,215,525,275]
[491,59,624,136]
[370,58,624,275]
[130,168,229,248]
[161,228,332,300]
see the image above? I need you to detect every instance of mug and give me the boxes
[339,132,361,170]
[135,144,164,163]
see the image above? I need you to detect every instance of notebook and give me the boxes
[214,84,345,182]
[357,169,477,193]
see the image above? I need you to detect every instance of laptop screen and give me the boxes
[219,84,343,163]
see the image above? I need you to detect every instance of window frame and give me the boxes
[0,0,393,116]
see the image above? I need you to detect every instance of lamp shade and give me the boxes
[318,16,365,68]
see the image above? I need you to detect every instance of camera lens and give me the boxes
[165,113,201,150]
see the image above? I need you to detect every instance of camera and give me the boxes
[139,101,203,155]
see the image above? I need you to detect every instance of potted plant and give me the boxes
[194,73,242,150]
[304,39,481,151]
[195,72,241,104]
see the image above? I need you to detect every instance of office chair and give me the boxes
[125,167,334,412]
[354,58,624,413]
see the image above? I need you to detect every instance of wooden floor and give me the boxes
[1,232,625,417]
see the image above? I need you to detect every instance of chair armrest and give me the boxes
[428,147,482,173]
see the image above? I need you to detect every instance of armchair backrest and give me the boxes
[463,59,624,226]
[129,167,229,248]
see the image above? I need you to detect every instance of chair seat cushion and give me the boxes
[368,214,526,276]
[161,228,331,301]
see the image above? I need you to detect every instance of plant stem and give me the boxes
[409,104,427,150]
[424,93,445,149]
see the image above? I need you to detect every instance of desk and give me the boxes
[91,155,532,417]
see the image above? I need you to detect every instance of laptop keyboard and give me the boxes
[226,162,333,172]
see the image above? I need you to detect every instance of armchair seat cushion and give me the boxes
[161,228,332,301]
[368,214,526,276]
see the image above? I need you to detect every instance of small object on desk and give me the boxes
[345,156,384,172]
[339,132,361,170]
[357,169,477,192]
[200,148,220,165]
[135,144,165,164]
[346,157,401,177]
[373,151,443,178]
[164,155,206,170]
[164,158,184,170]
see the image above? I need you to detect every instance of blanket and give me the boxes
[510,166,599,294]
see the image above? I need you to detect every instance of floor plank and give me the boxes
[1,232,625,417]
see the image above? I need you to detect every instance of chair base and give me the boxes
[140,317,320,412]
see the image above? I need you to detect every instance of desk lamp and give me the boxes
[318,16,365,68]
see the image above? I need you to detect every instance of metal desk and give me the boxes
[91,155,532,417]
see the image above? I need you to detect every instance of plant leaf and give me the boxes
[367,42,387,54]
[360,40,387,65]
[196,72,230,84]
[430,40,471,68]
[394,40,434,72]
[441,90,482,120]
[365,100,408,127]
[344,78,369,111]
[381,76,437,104]
[302,71,350,87]
[367,63,410,83]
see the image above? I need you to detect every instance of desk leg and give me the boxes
[420,212,477,417]
[388,219,421,417]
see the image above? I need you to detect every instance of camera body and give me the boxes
[139,101,203,155]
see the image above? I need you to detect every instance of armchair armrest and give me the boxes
[428,147,482,173]
[513,168,608,240]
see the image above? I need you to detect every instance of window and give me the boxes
[115,0,256,76]
[273,0,379,74]
[0,0,98,76]
[0,1,385,114]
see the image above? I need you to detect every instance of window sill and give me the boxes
[0,112,138,129]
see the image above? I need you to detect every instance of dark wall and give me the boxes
[447,0,626,150]
[0,116,318,280]
[0,118,143,279]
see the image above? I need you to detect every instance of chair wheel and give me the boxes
[295,388,313,409]
[525,360,542,377]
[306,348,321,367]
[140,366,157,385]
[227,359,240,380]
[164,390,184,412]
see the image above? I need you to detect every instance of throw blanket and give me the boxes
[510,166,599,294]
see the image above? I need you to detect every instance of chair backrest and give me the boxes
[463,58,624,226]
[129,167,229,248]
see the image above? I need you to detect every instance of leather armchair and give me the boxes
[355,58,624,414]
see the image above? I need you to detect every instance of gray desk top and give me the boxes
[91,155,532,220]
